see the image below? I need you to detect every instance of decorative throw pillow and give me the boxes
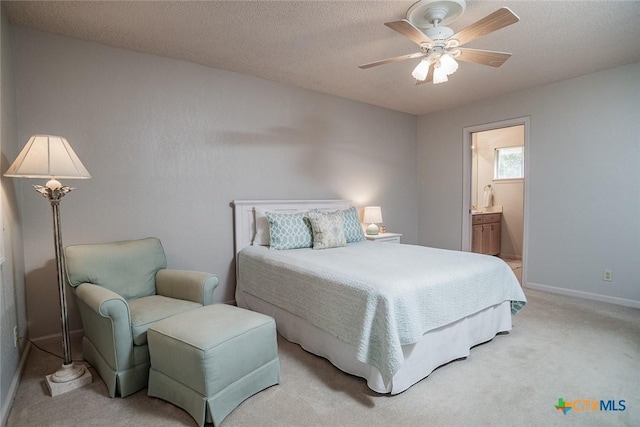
[308,211,347,250]
[312,207,365,243]
[341,206,366,243]
[266,211,313,250]
[253,208,270,246]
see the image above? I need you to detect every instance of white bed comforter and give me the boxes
[238,241,526,385]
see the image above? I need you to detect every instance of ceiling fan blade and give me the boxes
[449,7,519,47]
[385,19,433,46]
[359,52,426,69]
[415,66,434,85]
[456,48,512,67]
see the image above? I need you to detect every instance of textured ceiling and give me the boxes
[4,1,640,115]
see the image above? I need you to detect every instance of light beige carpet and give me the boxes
[7,289,639,426]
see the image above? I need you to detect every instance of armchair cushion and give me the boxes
[128,295,202,345]
[66,237,167,300]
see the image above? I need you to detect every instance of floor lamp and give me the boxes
[5,135,93,396]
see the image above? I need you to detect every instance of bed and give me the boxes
[232,199,526,394]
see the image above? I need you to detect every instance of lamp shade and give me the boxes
[363,206,383,224]
[433,65,449,84]
[4,135,91,179]
[439,53,459,76]
[411,59,431,81]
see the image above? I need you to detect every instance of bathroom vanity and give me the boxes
[471,211,502,256]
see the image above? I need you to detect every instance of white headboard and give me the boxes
[231,199,352,257]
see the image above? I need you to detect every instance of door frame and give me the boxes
[462,116,530,285]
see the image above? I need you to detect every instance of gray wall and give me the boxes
[11,26,418,339]
[418,62,640,304]
[1,6,27,422]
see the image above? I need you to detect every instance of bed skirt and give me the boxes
[236,290,512,394]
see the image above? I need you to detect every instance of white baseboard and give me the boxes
[1,341,31,427]
[30,328,84,345]
[525,282,640,309]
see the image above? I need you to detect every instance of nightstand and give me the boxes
[365,233,402,244]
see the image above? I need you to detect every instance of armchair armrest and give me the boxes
[155,269,218,305]
[74,283,134,372]
[76,283,128,316]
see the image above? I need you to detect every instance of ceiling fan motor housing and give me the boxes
[425,25,454,43]
[407,0,466,29]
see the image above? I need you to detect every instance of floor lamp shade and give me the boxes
[4,135,91,180]
[4,134,92,396]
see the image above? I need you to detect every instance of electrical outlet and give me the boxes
[603,270,613,282]
[13,326,18,347]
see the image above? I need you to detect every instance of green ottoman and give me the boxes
[147,304,280,426]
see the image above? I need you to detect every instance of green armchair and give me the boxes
[65,237,218,397]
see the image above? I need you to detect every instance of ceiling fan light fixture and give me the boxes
[411,58,431,81]
[439,53,459,75]
[433,64,449,84]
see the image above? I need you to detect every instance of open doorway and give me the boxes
[462,117,529,285]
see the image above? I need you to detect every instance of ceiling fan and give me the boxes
[359,0,519,85]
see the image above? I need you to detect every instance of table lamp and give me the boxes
[363,206,383,235]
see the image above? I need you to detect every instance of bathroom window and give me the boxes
[494,146,524,180]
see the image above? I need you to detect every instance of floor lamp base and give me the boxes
[46,363,92,397]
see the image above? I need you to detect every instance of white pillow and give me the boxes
[253,207,270,246]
